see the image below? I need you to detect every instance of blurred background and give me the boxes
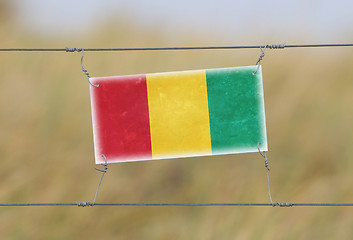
[1,0,353,239]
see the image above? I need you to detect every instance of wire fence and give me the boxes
[1,42,353,207]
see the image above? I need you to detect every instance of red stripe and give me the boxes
[90,75,152,162]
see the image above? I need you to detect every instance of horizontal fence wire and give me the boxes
[0,43,353,52]
[1,202,353,207]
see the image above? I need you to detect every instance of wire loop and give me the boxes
[92,154,109,206]
[257,142,274,206]
[253,46,267,75]
[80,49,99,87]
[252,43,285,75]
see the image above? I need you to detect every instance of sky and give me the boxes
[11,0,353,43]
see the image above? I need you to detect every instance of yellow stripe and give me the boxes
[146,70,212,159]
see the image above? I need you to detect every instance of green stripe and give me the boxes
[205,66,266,153]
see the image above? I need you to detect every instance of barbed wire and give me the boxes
[0,43,352,52]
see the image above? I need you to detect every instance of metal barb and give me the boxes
[80,49,99,87]
[92,154,109,206]
[257,142,274,205]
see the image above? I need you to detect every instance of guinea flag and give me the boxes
[90,65,267,164]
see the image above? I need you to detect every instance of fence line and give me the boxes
[1,202,353,207]
[0,43,353,52]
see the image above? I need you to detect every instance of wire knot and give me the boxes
[257,142,270,171]
[253,43,286,75]
[253,46,267,75]
[76,202,93,207]
[255,48,266,65]
[65,47,82,52]
[95,154,108,173]
[266,43,286,49]
[273,202,293,207]
[66,47,98,87]
[264,159,269,169]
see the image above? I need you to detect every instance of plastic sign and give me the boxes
[90,66,267,164]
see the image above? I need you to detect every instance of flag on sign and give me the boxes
[90,65,267,164]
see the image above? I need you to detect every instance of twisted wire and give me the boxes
[257,143,273,205]
[80,49,99,87]
[92,154,108,206]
